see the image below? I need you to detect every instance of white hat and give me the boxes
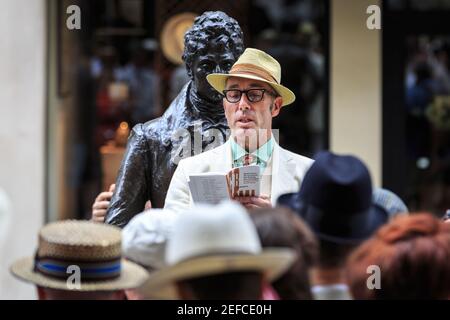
[122,209,179,270]
[138,201,296,299]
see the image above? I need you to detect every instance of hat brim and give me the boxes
[276,192,301,211]
[207,73,296,107]
[137,248,296,299]
[296,200,389,245]
[279,192,389,244]
[10,257,148,291]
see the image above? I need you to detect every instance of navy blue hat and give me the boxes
[277,151,388,244]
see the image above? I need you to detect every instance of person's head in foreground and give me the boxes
[346,213,450,300]
[10,220,148,300]
[138,201,296,299]
[278,187,408,223]
[122,209,179,299]
[207,47,296,150]
[278,151,389,299]
[249,207,318,299]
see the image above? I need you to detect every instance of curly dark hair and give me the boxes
[346,213,450,299]
[182,11,244,78]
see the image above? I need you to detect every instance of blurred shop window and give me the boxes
[91,41,161,147]
[247,0,327,157]
[404,35,450,214]
[115,40,162,126]
[387,0,450,10]
[169,66,189,101]
[62,0,163,219]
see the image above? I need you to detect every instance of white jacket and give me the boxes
[164,139,313,213]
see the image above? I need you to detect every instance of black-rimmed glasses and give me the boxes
[222,89,277,103]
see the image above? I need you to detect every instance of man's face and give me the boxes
[191,43,236,103]
[223,77,282,147]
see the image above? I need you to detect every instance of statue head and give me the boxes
[183,11,244,103]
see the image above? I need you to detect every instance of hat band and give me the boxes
[229,63,279,84]
[299,201,377,244]
[34,254,122,282]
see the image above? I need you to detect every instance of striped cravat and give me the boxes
[235,153,265,168]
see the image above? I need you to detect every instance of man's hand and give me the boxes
[233,195,272,210]
[92,184,115,223]
[92,184,153,223]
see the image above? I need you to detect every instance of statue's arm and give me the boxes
[105,124,149,228]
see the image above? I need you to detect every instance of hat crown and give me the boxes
[232,48,281,84]
[38,220,122,261]
[166,202,261,265]
[299,151,373,215]
[122,209,179,270]
[206,48,296,106]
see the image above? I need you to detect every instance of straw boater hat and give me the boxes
[10,220,148,291]
[138,201,296,299]
[207,48,296,107]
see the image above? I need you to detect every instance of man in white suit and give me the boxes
[164,48,313,212]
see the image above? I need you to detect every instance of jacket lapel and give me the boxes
[270,142,299,205]
[208,140,232,173]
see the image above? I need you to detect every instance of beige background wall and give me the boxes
[47,0,72,223]
[0,0,46,299]
[330,0,382,186]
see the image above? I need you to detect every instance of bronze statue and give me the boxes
[105,11,244,227]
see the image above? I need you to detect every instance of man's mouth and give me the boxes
[236,117,254,124]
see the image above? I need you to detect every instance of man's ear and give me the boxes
[271,97,283,117]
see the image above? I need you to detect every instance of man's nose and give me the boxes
[238,93,251,110]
